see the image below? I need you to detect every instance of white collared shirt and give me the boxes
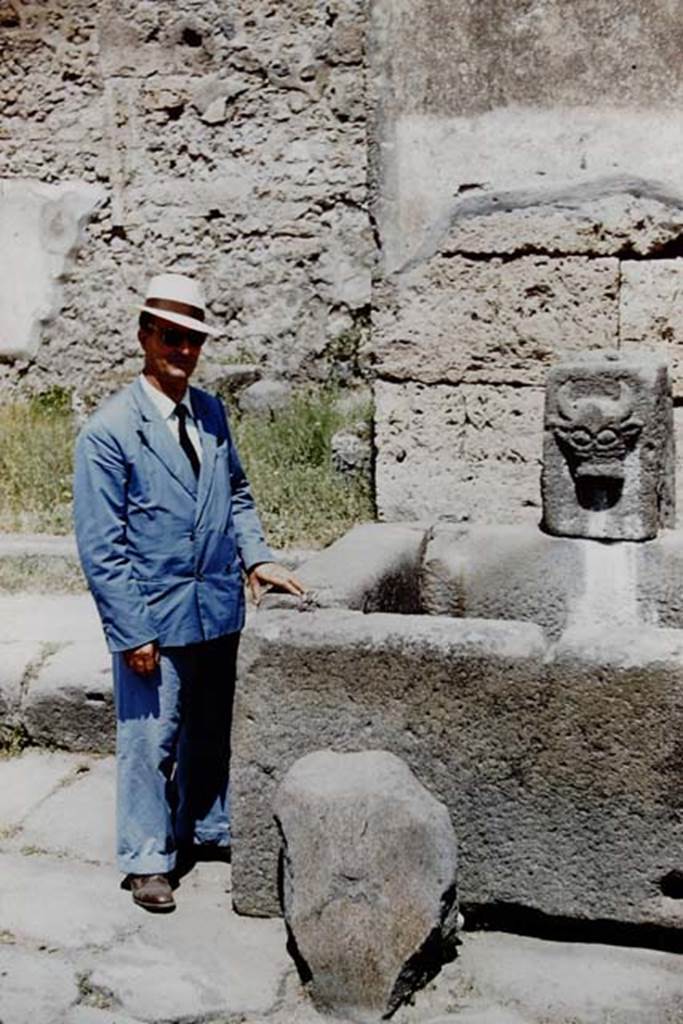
[139,374,203,466]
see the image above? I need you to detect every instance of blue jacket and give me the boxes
[73,377,273,653]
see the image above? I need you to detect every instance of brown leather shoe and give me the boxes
[128,873,175,913]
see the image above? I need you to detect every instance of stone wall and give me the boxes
[0,0,371,402]
[3,0,683,527]
[370,0,683,524]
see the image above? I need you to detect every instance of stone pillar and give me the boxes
[541,351,675,540]
[274,749,459,1023]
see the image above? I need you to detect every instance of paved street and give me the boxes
[0,584,681,1023]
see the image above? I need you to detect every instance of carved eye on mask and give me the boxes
[596,428,618,448]
[569,428,593,451]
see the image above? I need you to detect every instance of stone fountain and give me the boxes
[231,350,682,941]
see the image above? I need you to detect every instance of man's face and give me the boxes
[139,318,206,394]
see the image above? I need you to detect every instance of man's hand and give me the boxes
[248,562,306,606]
[123,641,160,677]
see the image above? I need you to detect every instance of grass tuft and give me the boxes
[0,390,76,534]
[233,387,375,548]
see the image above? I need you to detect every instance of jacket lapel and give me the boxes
[194,390,219,525]
[131,378,198,499]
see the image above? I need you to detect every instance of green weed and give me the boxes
[0,390,76,533]
[233,387,375,548]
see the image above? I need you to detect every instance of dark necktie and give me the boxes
[175,404,200,478]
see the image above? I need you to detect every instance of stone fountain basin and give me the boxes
[231,524,682,933]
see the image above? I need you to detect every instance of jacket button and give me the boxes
[189,531,195,542]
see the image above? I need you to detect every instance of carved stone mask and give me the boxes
[550,382,642,480]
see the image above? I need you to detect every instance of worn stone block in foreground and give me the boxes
[275,750,459,1023]
[542,351,675,540]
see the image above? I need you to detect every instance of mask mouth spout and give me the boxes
[575,475,624,511]
[574,459,625,481]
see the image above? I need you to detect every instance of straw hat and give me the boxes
[139,273,222,337]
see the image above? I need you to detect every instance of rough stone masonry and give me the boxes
[0,0,372,402]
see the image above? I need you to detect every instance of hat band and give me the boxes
[146,297,206,323]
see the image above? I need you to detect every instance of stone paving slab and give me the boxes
[14,756,116,864]
[0,945,79,1024]
[0,639,39,717]
[0,595,101,646]
[0,853,136,950]
[0,749,84,830]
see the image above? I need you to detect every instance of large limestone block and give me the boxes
[434,187,683,261]
[373,256,619,387]
[621,260,683,396]
[0,180,104,361]
[274,750,459,1022]
[371,1,683,270]
[374,380,543,524]
[541,351,675,540]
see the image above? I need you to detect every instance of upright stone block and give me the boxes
[541,352,675,540]
[274,750,459,1023]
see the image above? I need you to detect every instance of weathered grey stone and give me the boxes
[0,947,78,1024]
[0,179,104,361]
[330,429,372,478]
[232,608,682,931]
[541,351,675,540]
[232,609,547,916]
[373,256,619,386]
[0,750,86,832]
[426,1011,527,1024]
[263,522,427,612]
[275,750,459,1022]
[374,381,543,525]
[421,525,585,640]
[621,260,683,396]
[22,639,115,753]
[17,756,116,865]
[238,379,293,415]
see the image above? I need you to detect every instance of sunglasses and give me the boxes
[154,324,207,349]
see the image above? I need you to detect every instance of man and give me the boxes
[73,272,304,912]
